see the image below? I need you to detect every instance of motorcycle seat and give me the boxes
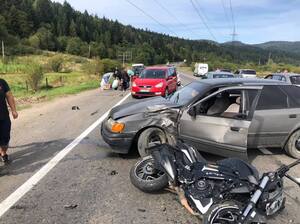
[217,158,260,184]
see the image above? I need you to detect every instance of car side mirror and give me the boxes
[187,106,196,117]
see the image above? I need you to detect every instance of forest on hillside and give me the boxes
[1,0,300,66]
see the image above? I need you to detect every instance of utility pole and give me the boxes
[230,27,238,63]
[117,51,132,67]
[1,40,4,60]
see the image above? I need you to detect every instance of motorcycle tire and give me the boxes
[203,200,257,224]
[130,156,168,193]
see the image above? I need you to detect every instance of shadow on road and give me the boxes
[6,139,70,175]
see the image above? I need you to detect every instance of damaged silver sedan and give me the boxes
[101,78,300,159]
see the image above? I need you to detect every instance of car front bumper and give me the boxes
[101,122,135,154]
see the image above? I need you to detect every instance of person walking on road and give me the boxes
[121,68,130,92]
[0,78,18,165]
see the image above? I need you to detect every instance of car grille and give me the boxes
[137,92,154,95]
[138,85,152,88]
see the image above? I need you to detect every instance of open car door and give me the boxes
[178,86,261,159]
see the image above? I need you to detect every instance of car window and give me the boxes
[289,76,300,84]
[139,69,166,79]
[256,86,288,110]
[212,73,234,78]
[193,89,258,120]
[241,70,256,75]
[167,82,208,106]
[272,75,286,81]
[280,85,300,107]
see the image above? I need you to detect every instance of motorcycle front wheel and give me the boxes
[130,156,168,193]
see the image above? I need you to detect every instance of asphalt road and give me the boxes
[0,73,299,224]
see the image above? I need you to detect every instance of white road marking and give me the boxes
[0,92,131,218]
[258,147,273,155]
[296,178,300,183]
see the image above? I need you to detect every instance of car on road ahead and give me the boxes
[131,66,178,98]
[265,73,300,86]
[235,69,257,78]
[102,78,300,159]
[203,71,235,79]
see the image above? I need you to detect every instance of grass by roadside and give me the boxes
[0,52,105,109]
[1,72,100,109]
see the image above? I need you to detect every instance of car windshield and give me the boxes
[139,69,165,79]
[167,82,207,106]
[241,70,256,75]
[290,76,300,84]
[213,73,233,78]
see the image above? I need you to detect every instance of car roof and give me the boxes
[208,71,233,75]
[197,78,289,86]
[239,69,256,71]
[271,73,300,77]
[145,66,169,70]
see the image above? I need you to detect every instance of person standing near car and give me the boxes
[0,78,18,164]
[121,68,130,92]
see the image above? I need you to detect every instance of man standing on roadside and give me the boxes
[0,78,18,164]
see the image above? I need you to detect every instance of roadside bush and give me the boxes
[25,63,44,92]
[81,59,104,75]
[49,55,63,72]
[101,59,121,73]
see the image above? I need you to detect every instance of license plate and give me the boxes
[140,89,150,92]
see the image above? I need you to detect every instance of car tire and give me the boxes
[284,130,300,159]
[130,156,168,193]
[137,128,167,157]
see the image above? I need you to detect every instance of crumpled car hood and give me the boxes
[110,97,180,120]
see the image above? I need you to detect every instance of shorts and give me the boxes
[0,119,11,147]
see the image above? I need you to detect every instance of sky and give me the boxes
[53,0,300,44]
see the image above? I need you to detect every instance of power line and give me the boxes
[220,0,232,30]
[189,0,217,42]
[153,0,200,39]
[124,0,178,37]
[194,0,227,40]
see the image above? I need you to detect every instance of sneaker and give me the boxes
[2,155,11,165]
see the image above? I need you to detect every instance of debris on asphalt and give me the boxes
[71,106,80,110]
[137,208,146,212]
[90,110,99,116]
[64,204,78,210]
[109,170,118,176]
[11,205,26,210]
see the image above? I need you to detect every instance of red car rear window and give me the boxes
[139,69,166,79]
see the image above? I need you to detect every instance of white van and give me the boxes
[194,63,209,77]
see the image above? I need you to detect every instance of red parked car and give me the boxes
[131,66,178,98]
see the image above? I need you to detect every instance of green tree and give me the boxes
[69,19,77,37]
[66,37,82,55]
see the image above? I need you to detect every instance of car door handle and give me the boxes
[289,114,297,118]
[230,127,240,132]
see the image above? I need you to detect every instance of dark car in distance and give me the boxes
[101,78,300,159]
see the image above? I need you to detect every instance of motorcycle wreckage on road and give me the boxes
[130,143,300,224]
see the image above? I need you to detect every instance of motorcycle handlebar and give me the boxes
[277,159,300,178]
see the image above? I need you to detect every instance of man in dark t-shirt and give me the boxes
[0,79,18,164]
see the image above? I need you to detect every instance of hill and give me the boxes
[1,0,300,66]
[255,41,300,55]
